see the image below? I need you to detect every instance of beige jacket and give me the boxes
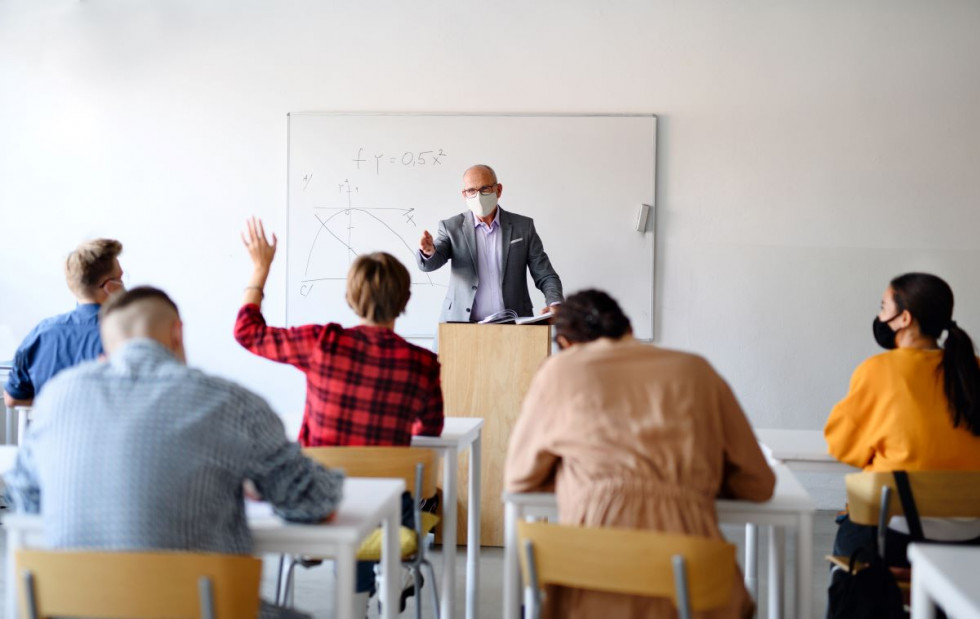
[505,337,775,619]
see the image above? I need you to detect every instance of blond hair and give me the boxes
[345,252,411,324]
[65,238,123,298]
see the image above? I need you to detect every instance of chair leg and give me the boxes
[282,556,298,607]
[423,560,440,619]
[275,555,285,605]
[414,566,423,619]
[672,555,692,619]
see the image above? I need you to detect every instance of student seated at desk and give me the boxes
[825,273,980,567]
[235,217,444,447]
[3,287,343,619]
[234,217,444,613]
[505,289,775,619]
[3,238,124,408]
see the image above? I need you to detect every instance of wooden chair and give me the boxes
[827,471,980,593]
[846,470,980,528]
[517,520,735,619]
[280,446,440,618]
[16,550,261,619]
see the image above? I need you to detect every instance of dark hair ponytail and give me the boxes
[890,273,980,435]
[941,321,980,435]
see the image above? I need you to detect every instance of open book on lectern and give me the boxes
[477,309,554,325]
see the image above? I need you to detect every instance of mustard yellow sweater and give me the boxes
[825,348,980,471]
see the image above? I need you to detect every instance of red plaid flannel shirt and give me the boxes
[234,304,444,446]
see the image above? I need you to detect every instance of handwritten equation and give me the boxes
[352,147,448,175]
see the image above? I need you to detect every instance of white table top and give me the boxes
[410,417,483,448]
[716,461,816,516]
[246,478,404,549]
[909,543,980,617]
[503,462,815,516]
[5,478,405,552]
[755,428,834,463]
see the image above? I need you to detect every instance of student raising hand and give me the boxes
[241,216,277,307]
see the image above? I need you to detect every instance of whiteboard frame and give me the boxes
[286,111,658,340]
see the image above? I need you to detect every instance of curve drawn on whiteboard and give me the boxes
[300,179,444,294]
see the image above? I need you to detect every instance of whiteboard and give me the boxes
[286,113,657,338]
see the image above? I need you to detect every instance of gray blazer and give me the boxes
[416,207,563,322]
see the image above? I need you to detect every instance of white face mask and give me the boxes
[466,192,497,218]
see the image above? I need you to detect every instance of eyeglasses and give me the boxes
[462,184,498,198]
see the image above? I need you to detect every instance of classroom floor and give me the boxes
[0,510,840,618]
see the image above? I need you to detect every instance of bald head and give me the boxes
[463,164,497,186]
[99,287,185,362]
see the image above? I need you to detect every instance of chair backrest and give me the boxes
[516,520,735,614]
[16,550,261,619]
[302,446,437,498]
[846,470,980,526]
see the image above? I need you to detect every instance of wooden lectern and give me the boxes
[438,323,552,546]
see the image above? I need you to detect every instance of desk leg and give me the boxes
[796,513,813,619]
[4,405,13,445]
[6,526,20,619]
[745,523,759,601]
[466,434,481,619]
[503,501,521,619]
[910,571,937,619]
[16,407,26,445]
[380,500,400,619]
[441,446,459,619]
[335,547,355,619]
[767,526,786,619]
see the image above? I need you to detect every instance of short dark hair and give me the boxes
[99,286,180,323]
[554,289,632,344]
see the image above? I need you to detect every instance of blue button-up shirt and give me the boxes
[4,303,103,400]
[470,209,505,321]
[4,339,344,555]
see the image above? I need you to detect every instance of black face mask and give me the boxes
[872,313,902,350]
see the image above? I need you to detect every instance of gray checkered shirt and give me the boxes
[4,338,344,554]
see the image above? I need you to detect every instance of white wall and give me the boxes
[2,0,979,449]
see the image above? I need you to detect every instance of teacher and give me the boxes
[417,164,564,322]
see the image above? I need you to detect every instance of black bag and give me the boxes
[828,547,905,619]
[827,471,923,619]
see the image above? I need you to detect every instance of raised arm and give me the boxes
[241,216,277,308]
[234,217,321,369]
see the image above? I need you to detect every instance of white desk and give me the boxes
[411,416,483,619]
[502,462,816,619]
[909,544,980,619]
[755,428,856,474]
[4,477,405,619]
